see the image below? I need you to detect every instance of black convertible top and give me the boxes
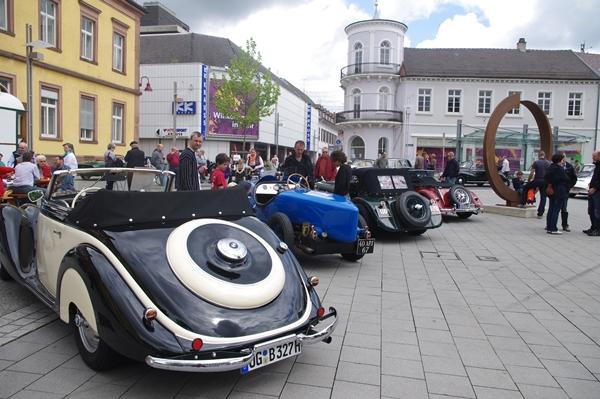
[351,167,413,197]
[66,187,254,229]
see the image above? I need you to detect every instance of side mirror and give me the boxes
[27,189,45,204]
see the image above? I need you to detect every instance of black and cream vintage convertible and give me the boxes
[0,168,337,373]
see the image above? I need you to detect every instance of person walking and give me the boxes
[584,150,600,236]
[151,143,167,185]
[560,159,578,231]
[62,143,78,170]
[501,156,510,179]
[414,152,425,169]
[429,153,437,171]
[124,141,146,190]
[520,151,551,218]
[545,153,572,235]
[124,141,145,168]
[281,140,314,181]
[166,147,180,188]
[314,147,336,181]
[441,151,459,184]
[178,132,203,191]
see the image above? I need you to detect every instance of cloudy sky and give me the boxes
[155,0,600,111]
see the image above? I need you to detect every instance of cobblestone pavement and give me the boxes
[1,188,600,398]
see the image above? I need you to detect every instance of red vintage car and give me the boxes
[409,170,483,219]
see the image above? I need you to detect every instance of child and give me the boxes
[512,170,525,194]
[211,153,230,191]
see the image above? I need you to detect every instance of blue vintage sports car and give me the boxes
[0,168,337,373]
[253,174,375,261]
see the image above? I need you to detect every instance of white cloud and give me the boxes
[199,0,369,111]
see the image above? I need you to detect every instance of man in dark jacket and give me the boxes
[584,150,600,236]
[521,151,551,217]
[282,140,314,182]
[544,153,572,235]
[441,151,459,185]
[124,141,146,167]
[178,132,203,191]
[559,160,578,231]
[124,141,146,190]
[330,150,352,196]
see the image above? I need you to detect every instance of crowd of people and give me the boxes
[4,133,599,238]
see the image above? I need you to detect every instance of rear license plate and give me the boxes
[241,335,302,374]
[356,238,375,255]
[376,207,390,217]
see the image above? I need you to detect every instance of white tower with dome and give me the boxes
[337,2,410,161]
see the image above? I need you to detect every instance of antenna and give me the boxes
[581,42,586,53]
[373,0,380,19]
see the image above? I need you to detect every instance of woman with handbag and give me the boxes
[544,153,572,235]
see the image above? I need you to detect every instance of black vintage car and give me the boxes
[349,168,443,236]
[0,168,337,373]
[457,160,511,186]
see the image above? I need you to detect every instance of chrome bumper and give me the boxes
[144,307,338,372]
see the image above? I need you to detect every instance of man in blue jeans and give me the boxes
[584,150,600,236]
[521,151,551,218]
[441,151,459,185]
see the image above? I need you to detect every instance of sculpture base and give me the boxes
[484,204,539,218]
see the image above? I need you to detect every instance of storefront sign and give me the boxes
[207,80,259,139]
[200,64,208,138]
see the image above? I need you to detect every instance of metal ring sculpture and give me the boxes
[483,93,553,206]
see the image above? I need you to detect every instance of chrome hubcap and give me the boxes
[216,238,248,263]
[75,313,99,353]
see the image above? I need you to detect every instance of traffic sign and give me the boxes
[335,139,341,145]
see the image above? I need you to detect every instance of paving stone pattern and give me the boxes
[0,189,599,398]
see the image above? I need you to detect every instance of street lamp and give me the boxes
[139,76,153,93]
[25,23,52,152]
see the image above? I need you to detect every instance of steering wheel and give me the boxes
[286,173,310,189]
[71,186,103,208]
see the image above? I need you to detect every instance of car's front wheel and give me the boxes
[268,212,296,253]
[72,309,120,371]
[341,215,368,262]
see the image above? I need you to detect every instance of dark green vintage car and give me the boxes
[77,160,105,180]
[349,168,442,236]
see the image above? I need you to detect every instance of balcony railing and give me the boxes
[336,109,403,124]
[340,62,401,79]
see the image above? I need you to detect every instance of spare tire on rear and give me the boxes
[393,191,431,228]
[449,185,472,207]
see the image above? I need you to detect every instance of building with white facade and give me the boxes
[339,15,600,169]
[139,2,336,163]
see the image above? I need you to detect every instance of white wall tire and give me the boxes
[166,219,286,309]
[72,309,120,371]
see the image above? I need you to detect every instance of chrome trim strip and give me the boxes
[145,351,254,373]
[144,307,338,372]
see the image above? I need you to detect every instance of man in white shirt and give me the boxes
[6,141,28,167]
[12,151,40,194]
[62,143,78,170]
[501,156,510,178]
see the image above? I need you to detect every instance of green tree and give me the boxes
[214,38,280,153]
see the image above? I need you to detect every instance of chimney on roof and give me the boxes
[517,38,527,53]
